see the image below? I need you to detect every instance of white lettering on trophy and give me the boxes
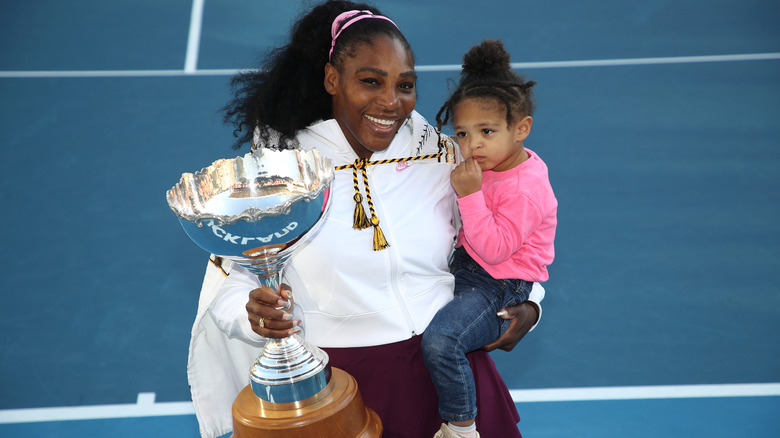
[209,221,226,238]
[223,233,241,244]
[205,220,299,245]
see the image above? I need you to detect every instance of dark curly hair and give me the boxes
[435,39,536,130]
[222,1,413,150]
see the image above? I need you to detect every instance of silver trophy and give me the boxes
[166,148,334,403]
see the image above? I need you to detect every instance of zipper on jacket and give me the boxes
[368,166,417,336]
[389,244,417,336]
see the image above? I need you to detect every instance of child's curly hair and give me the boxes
[436,39,536,130]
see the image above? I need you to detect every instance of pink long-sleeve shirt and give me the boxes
[457,148,557,282]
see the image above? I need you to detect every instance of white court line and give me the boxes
[0,393,193,424]
[0,384,778,425]
[417,52,780,71]
[0,52,778,79]
[511,383,780,402]
[184,0,205,73]
[0,69,215,78]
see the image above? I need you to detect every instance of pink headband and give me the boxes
[329,10,399,61]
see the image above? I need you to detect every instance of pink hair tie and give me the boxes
[329,10,399,61]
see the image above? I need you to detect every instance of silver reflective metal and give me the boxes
[166,148,334,403]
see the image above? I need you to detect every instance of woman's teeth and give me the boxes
[365,115,395,128]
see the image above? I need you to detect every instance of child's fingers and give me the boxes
[470,158,481,173]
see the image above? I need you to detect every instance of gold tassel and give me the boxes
[352,193,370,230]
[371,217,389,251]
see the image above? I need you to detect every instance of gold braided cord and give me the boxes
[333,152,443,171]
[334,153,443,251]
[350,162,371,229]
[439,134,457,163]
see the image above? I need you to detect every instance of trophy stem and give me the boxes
[248,272,331,403]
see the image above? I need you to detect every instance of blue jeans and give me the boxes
[421,246,531,422]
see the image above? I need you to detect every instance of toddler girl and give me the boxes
[422,39,558,438]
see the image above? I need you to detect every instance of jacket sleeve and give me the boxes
[209,262,265,344]
[527,282,545,331]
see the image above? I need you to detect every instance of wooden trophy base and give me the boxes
[232,367,382,438]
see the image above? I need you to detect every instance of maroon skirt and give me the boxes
[323,335,521,438]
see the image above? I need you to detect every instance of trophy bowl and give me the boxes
[166,147,334,403]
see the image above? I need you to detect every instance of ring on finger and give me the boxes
[258,317,265,328]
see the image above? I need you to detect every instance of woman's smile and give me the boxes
[364,114,396,128]
[364,113,403,135]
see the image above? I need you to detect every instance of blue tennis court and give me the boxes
[1,1,779,436]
